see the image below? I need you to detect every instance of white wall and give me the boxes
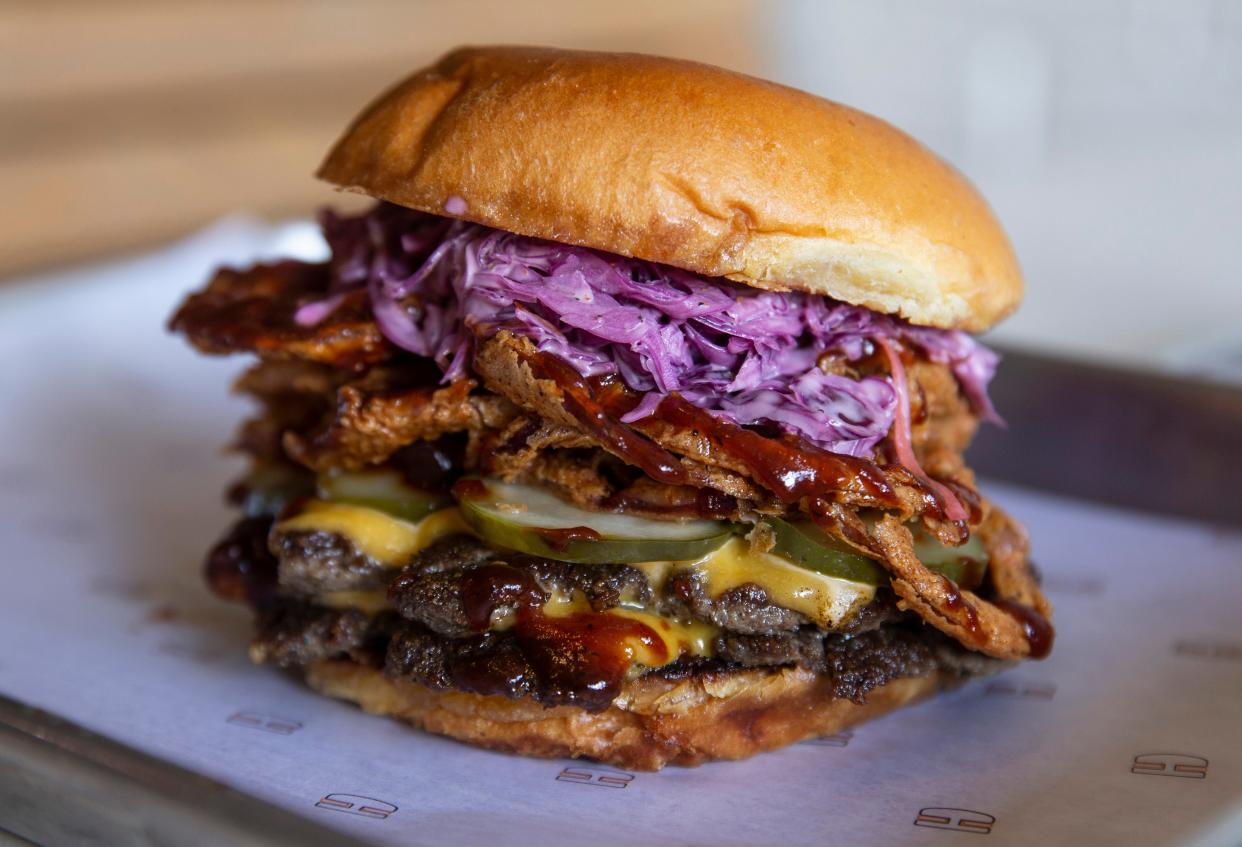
[767,0,1242,382]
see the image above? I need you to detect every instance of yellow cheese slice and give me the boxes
[633,537,875,629]
[275,500,467,566]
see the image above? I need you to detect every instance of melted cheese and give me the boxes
[535,595,716,670]
[606,606,717,668]
[275,501,467,566]
[282,501,872,629]
[633,537,875,629]
[288,499,869,669]
[316,588,717,668]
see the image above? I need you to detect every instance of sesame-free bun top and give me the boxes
[318,46,1022,332]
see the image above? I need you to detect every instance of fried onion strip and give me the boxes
[870,511,1052,660]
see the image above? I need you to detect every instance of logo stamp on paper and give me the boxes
[1173,640,1242,662]
[913,807,995,835]
[983,679,1056,700]
[314,794,399,819]
[804,730,854,747]
[555,765,636,789]
[1130,753,1208,779]
[226,711,303,735]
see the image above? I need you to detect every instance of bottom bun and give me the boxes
[305,659,948,770]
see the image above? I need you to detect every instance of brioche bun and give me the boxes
[318,45,1021,332]
[306,658,947,771]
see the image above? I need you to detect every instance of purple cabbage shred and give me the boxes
[306,203,1001,458]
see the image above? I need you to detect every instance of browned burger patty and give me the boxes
[215,518,1005,713]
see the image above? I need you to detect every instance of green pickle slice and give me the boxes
[397,475,987,585]
[237,463,316,517]
[766,515,988,589]
[317,469,453,523]
[455,478,733,564]
[765,516,887,585]
[909,524,989,589]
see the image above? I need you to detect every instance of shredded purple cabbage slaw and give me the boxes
[306,203,1000,458]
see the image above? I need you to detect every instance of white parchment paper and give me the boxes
[1,223,1239,846]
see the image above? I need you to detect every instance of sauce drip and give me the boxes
[538,525,603,550]
[455,562,668,711]
[459,563,546,630]
[936,573,984,645]
[521,346,967,514]
[203,516,279,609]
[992,598,1055,659]
[650,394,898,506]
[516,611,667,711]
[527,352,689,486]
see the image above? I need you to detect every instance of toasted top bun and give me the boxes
[318,46,1022,332]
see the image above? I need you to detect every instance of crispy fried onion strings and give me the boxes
[869,508,1053,660]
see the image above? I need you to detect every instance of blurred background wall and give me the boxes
[1,0,764,276]
[772,0,1242,382]
[3,0,1240,380]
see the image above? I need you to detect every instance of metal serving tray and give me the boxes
[970,349,1242,528]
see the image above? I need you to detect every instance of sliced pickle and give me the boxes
[455,478,732,564]
[765,516,988,590]
[765,517,888,585]
[238,463,315,517]
[909,524,989,589]
[317,469,452,524]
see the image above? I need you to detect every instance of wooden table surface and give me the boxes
[1,0,763,282]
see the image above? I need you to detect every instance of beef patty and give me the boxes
[216,518,1006,713]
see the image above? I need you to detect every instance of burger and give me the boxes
[171,46,1052,770]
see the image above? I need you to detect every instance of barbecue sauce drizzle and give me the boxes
[649,394,898,507]
[527,352,689,486]
[538,526,604,550]
[937,573,984,645]
[991,598,1055,659]
[937,574,1054,658]
[528,350,899,509]
[517,346,1053,660]
[204,516,279,609]
[456,563,668,712]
